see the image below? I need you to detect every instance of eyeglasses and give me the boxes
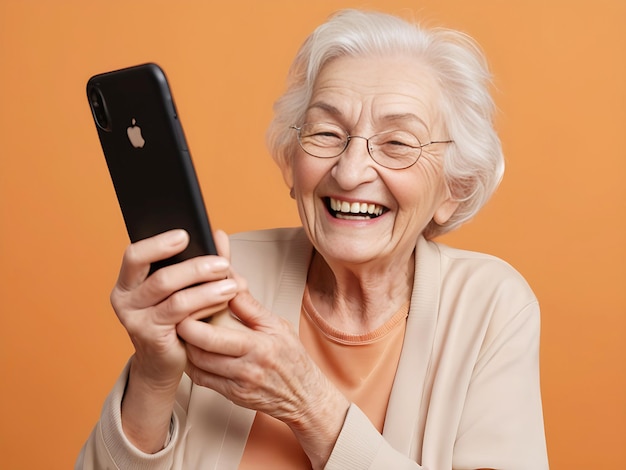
[291,122,453,170]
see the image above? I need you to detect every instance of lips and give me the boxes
[327,197,386,219]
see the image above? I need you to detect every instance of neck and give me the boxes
[306,250,414,334]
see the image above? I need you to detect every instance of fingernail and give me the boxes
[166,229,188,244]
[219,279,238,295]
[212,258,229,270]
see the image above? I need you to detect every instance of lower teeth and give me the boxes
[336,213,371,220]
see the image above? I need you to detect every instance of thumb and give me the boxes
[214,229,249,290]
[214,229,231,260]
[229,290,274,330]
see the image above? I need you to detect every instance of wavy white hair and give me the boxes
[266,9,504,238]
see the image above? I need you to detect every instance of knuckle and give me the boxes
[166,290,190,314]
[122,243,142,267]
[192,258,211,278]
[110,286,131,315]
[148,268,172,293]
[110,291,122,313]
[253,341,279,369]
[121,314,143,335]
[240,365,265,387]
[250,370,269,392]
[269,315,294,335]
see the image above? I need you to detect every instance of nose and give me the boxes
[330,135,377,189]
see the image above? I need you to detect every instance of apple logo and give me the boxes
[127,118,145,148]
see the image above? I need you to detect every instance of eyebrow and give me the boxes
[306,102,429,129]
[306,101,341,116]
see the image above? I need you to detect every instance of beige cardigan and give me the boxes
[77,228,549,469]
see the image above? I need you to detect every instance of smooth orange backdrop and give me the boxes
[1,1,624,468]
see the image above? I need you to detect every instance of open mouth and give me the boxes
[325,197,387,220]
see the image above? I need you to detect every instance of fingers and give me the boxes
[116,230,190,292]
[108,228,247,397]
[229,290,286,332]
[177,316,249,357]
[139,256,232,307]
[178,311,324,423]
[205,309,250,330]
[152,277,239,325]
[112,230,237,314]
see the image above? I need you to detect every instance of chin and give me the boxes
[315,237,385,266]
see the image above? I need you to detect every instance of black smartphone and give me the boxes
[87,63,217,274]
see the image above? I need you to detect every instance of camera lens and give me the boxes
[89,86,111,131]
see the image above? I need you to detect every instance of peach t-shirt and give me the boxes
[239,287,409,469]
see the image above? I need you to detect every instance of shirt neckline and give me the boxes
[302,284,410,345]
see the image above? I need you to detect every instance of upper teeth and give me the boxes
[329,198,384,216]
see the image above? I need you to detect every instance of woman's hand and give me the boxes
[112,228,240,452]
[176,284,350,469]
[113,229,237,385]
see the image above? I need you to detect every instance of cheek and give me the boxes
[291,153,331,193]
[393,163,448,214]
[291,162,310,197]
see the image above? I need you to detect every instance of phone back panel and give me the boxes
[87,63,217,272]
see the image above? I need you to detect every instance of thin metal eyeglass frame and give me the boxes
[290,125,453,170]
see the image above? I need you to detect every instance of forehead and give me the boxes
[307,54,442,129]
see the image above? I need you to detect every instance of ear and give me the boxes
[433,196,460,225]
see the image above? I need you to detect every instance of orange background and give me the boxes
[1,1,624,468]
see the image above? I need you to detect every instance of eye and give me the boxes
[386,139,412,147]
[312,130,342,139]
[300,124,345,147]
[374,131,420,156]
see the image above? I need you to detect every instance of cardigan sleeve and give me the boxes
[325,404,427,470]
[75,361,190,470]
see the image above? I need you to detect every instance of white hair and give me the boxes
[266,9,504,238]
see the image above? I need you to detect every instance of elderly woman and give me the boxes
[77,9,548,470]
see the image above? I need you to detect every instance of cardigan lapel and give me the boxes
[382,236,441,461]
[271,228,312,329]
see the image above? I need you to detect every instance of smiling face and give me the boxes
[283,54,459,269]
